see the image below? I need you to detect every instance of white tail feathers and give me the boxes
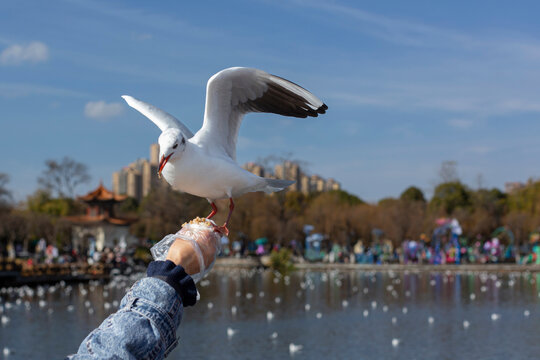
[263,178,295,193]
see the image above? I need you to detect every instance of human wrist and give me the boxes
[147,260,197,307]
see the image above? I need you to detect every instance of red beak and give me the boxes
[157,153,173,178]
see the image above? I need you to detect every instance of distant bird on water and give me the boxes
[122,67,327,233]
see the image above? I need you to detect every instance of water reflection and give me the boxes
[1,269,539,359]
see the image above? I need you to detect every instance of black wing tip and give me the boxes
[308,103,327,117]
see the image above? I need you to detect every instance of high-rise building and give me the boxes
[142,161,158,198]
[274,161,301,191]
[310,174,325,192]
[126,169,142,200]
[113,144,164,202]
[150,143,159,166]
[112,171,127,196]
[326,178,341,191]
[243,162,265,177]
[300,174,311,195]
[243,160,341,195]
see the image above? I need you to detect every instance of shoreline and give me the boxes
[2,260,539,288]
[0,271,110,287]
[214,258,540,273]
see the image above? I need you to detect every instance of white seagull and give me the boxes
[122,67,327,232]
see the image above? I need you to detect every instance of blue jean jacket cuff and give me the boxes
[147,260,198,307]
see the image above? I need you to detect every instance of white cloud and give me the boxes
[447,119,473,129]
[84,101,124,120]
[0,41,49,65]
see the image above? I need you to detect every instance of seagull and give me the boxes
[289,343,303,355]
[227,327,237,338]
[122,67,327,233]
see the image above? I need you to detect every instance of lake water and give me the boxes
[1,269,539,359]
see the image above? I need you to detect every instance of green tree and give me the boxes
[507,180,540,215]
[378,197,398,207]
[457,188,507,237]
[472,188,507,214]
[326,190,364,206]
[115,196,139,217]
[400,186,426,203]
[430,181,471,215]
[269,248,295,275]
[26,190,82,217]
[0,173,12,209]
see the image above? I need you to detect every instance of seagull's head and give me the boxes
[157,128,186,178]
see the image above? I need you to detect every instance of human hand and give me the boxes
[166,219,220,275]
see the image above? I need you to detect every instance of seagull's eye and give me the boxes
[172,144,178,149]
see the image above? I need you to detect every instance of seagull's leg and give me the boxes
[213,198,234,237]
[224,198,235,227]
[206,202,218,219]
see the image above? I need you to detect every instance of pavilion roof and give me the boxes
[63,214,135,226]
[78,182,127,202]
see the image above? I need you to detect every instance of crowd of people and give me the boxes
[3,218,540,269]
[218,219,540,266]
[220,236,540,265]
[1,238,132,272]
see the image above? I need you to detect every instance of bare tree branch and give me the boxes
[438,160,459,183]
[38,157,91,198]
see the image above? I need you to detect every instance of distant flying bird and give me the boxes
[122,67,327,232]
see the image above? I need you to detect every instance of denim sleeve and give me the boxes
[67,277,183,360]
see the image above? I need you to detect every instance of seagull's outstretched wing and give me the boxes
[121,95,194,137]
[192,67,327,160]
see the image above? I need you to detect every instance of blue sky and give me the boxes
[2,0,540,202]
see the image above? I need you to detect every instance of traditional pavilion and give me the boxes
[65,183,138,253]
